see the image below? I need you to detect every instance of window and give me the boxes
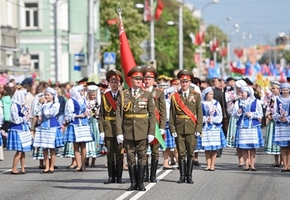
[25,3,38,28]
[30,55,39,70]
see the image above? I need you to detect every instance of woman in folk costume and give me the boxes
[226,79,247,167]
[264,81,281,167]
[63,84,93,172]
[272,82,290,172]
[85,84,101,167]
[233,86,264,171]
[7,86,32,174]
[196,87,226,171]
[0,101,5,161]
[162,86,178,170]
[33,87,64,174]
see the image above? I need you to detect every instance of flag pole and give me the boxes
[150,0,155,60]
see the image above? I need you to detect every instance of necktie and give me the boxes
[113,94,116,99]
[133,90,137,98]
[184,93,187,98]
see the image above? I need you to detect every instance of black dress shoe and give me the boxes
[54,166,58,169]
[21,171,26,174]
[10,171,20,175]
[194,161,201,166]
[48,170,54,174]
[40,170,50,174]
[163,167,174,170]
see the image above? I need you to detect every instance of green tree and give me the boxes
[100,0,149,70]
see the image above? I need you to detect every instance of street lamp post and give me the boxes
[198,0,219,79]
[150,0,155,61]
[179,0,183,70]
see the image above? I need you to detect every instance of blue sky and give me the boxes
[185,0,290,48]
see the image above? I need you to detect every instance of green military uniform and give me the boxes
[143,66,166,182]
[115,66,156,191]
[99,69,124,184]
[169,69,203,184]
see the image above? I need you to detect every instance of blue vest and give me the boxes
[202,101,222,128]
[236,99,260,127]
[41,103,60,129]
[70,98,88,125]
[275,98,290,125]
[9,104,28,131]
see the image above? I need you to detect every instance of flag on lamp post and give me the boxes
[143,0,164,22]
[119,15,136,88]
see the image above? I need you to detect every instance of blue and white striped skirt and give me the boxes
[234,126,264,149]
[196,128,226,151]
[61,142,75,157]
[34,127,64,149]
[163,127,176,150]
[6,130,32,152]
[273,124,290,147]
[63,124,93,143]
[32,147,44,160]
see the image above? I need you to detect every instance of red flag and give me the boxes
[107,17,118,25]
[195,31,205,46]
[155,0,164,20]
[230,62,245,75]
[210,39,219,52]
[119,16,136,87]
[234,48,243,58]
[143,0,151,22]
[220,47,227,57]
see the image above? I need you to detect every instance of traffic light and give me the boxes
[148,59,156,69]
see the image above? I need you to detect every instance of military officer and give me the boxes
[115,66,156,191]
[99,69,125,184]
[143,66,166,182]
[169,69,203,184]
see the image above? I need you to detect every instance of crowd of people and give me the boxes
[0,66,289,191]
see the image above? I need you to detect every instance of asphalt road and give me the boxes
[1,145,290,200]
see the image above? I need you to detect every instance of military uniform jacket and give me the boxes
[98,91,120,138]
[169,89,203,134]
[115,88,156,141]
[152,88,166,129]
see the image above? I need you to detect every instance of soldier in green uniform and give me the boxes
[99,69,125,184]
[169,69,203,184]
[115,66,156,191]
[143,66,166,182]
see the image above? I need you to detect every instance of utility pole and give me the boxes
[150,0,155,60]
[54,0,59,82]
[179,1,183,70]
[88,0,94,77]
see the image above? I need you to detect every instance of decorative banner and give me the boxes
[210,39,219,52]
[220,47,227,57]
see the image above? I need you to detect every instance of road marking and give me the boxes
[116,166,173,200]
[1,165,27,174]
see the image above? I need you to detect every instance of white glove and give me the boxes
[100,132,105,140]
[148,135,155,143]
[160,129,165,135]
[172,132,177,138]
[194,132,201,137]
[117,134,124,144]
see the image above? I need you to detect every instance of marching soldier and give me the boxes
[115,66,156,191]
[99,69,125,184]
[143,66,166,182]
[169,69,203,184]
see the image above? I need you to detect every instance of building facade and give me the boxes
[19,0,107,83]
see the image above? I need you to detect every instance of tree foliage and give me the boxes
[100,0,225,77]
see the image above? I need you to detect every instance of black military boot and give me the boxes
[187,159,194,184]
[104,161,115,184]
[150,158,158,182]
[127,165,138,191]
[116,160,125,183]
[137,165,146,191]
[144,160,149,182]
[177,160,186,183]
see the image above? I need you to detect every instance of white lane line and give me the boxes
[116,166,173,200]
[1,165,27,174]
[129,170,172,200]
